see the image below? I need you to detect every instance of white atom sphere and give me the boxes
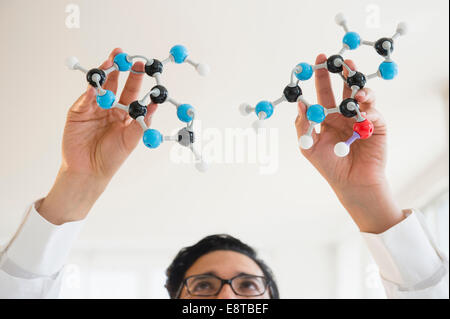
[195,160,209,173]
[335,13,347,26]
[396,22,408,35]
[299,135,314,150]
[239,103,252,116]
[196,63,210,76]
[334,142,350,157]
[65,56,79,70]
[252,120,265,132]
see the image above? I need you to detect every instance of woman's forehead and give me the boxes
[184,250,265,279]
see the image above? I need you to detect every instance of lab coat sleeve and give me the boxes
[362,209,449,299]
[0,199,84,298]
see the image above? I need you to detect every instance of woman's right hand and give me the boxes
[38,48,157,225]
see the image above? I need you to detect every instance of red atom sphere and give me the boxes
[353,119,374,139]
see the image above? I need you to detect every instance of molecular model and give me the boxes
[66,45,210,172]
[239,13,407,157]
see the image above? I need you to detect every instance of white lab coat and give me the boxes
[0,199,448,299]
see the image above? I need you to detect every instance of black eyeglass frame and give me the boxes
[177,273,271,298]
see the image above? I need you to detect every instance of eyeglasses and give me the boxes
[180,273,270,297]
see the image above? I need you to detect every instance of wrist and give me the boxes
[38,167,109,225]
[334,180,405,234]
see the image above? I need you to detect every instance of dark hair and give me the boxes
[165,234,280,299]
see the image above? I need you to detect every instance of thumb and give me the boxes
[295,100,310,139]
[69,86,97,113]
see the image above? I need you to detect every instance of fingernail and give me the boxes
[356,91,366,98]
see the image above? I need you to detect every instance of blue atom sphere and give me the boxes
[177,104,194,123]
[255,101,274,119]
[294,62,313,81]
[379,61,398,80]
[143,129,163,149]
[96,90,115,109]
[343,32,361,50]
[306,104,326,123]
[170,45,188,64]
[113,53,132,71]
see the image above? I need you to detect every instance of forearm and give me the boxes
[38,166,109,225]
[333,179,405,234]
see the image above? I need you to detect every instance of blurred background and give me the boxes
[0,0,448,298]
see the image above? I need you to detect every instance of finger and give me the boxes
[342,59,357,99]
[355,88,376,112]
[314,54,336,108]
[98,48,122,69]
[355,87,376,112]
[100,48,123,94]
[295,101,309,137]
[146,103,159,124]
[118,62,145,106]
[363,108,386,134]
[69,86,96,113]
